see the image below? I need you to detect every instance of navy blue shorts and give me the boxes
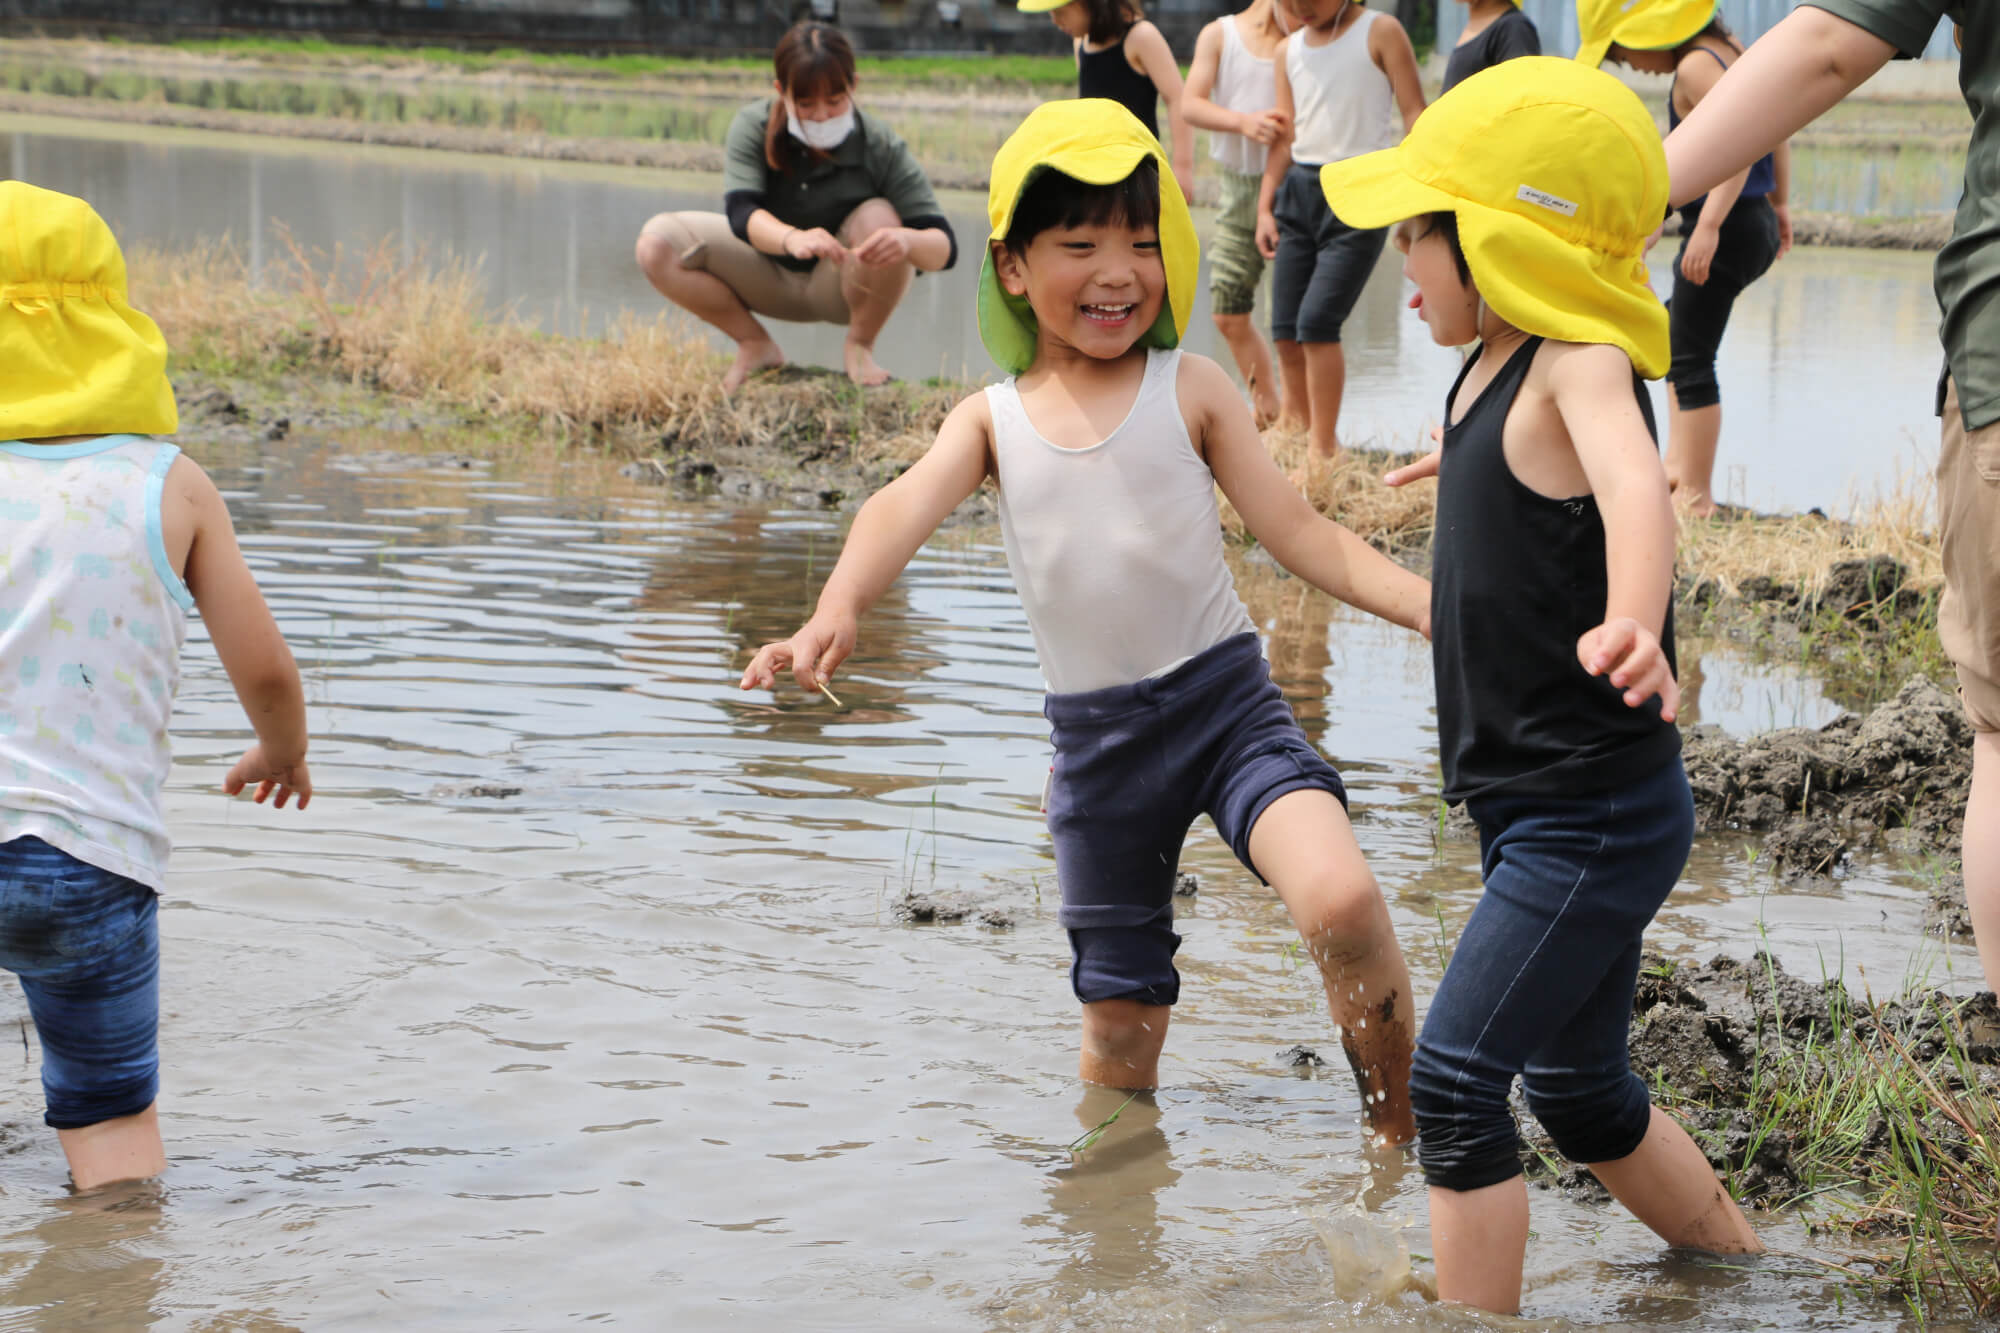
[1044,633,1348,1007]
[0,837,160,1130]
[1269,162,1388,345]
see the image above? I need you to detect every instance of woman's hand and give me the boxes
[224,744,312,809]
[850,226,913,267]
[1679,222,1720,286]
[784,226,848,264]
[1238,108,1289,145]
[1254,208,1279,261]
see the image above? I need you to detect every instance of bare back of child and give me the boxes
[0,182,311,1194]
[741,100,1430,1143]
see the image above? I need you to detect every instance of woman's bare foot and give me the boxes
[723,337,786,394]
[1288,448,1338,494]
[843,339,894,387]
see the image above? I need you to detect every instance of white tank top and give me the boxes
[1210,14,1278,176]
[1286,7,1397,167]
[0,435,192,891]
[986,349,1257,694]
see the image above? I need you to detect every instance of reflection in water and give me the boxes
[1035,1089,1179,1290]
[0,435,1970,1328]
[5,1186,168,1330]
[0,113,1950,513]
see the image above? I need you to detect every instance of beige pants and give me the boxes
[641,203,890,326]
[1940,378,2000,732]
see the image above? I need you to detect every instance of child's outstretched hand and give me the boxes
[1383,424,1443,488]
[1577,618,1679,721]
[740,613,857,696]
[224,744,312,809]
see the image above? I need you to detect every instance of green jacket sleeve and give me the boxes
[1802,0,1953,60]
[865,115,944,223]
[723,101,774,196]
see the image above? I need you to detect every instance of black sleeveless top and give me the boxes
[1431,336,1681,802]
[1078,31,1159,140]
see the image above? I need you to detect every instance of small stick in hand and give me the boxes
[816,680,844,709]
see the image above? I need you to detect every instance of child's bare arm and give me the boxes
[1130,22,1196,182]
[168,456,311,808]
[1255,45,1295,260]
[1180,21,1235,134]
[739,394,992,694]
[1664,6,1895,209]
[1546,344,1679,719]
[1190,355,1431,634]
[1369,15,1427,134]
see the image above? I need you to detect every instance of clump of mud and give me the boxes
[892,890,1016,930]
[1682,675,1973,873]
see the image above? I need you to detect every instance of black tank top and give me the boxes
[1078,31,1159,140]
[1431,336,1681,803]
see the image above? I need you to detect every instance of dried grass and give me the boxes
[125,236,957,459]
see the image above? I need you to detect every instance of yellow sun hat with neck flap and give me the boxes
[978,98,1198,377]
[1317,56,1670,378]
[1574,0,1717,70]
[0,181,177,440]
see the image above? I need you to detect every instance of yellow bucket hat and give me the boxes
[0,181,177,441]
[1574,0,1717,70]
[978,98,1198,376]
[1015,0,1070,13]
[1318,56,1669,378]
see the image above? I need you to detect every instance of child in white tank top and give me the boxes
[1255,0,1425,480]
[742,100,1432,1145]
[0,182,312,1193]
[1182,0,1291,426]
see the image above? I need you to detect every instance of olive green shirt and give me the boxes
[720,100,953,271]
[1807,3,1993,426]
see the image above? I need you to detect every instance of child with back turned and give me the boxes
[740,100,1429,1141]
[0,182,311,1192]
[1319,60,1762,1310]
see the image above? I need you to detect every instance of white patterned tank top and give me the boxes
[0,434,193,890]
[986,349,1257,694]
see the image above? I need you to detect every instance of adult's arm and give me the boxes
[1663,6,1900,209]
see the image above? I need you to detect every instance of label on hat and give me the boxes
[1516,184,1579,218]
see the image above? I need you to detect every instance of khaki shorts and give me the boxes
[640,207,882,326]
[1939,378,2000,732]
[1207,168,1265,318]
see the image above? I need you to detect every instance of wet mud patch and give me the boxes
[892,887,1023,930]
[1682,675,1973,871]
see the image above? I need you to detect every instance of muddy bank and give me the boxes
[1523,950,2000,1210]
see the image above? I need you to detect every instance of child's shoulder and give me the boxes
[1535,339,1640,383]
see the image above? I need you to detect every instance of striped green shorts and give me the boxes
[1208,168,1266,317]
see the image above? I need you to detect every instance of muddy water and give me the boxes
[1,112,1952,516]
[0,434,1975,1329]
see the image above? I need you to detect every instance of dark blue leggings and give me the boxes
[1410,760,1694,1192]
[1668,195,1781,411]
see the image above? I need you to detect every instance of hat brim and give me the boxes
[1319,149,1460,231]
[1015,0,1069,13]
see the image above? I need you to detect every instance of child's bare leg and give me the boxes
[1214,312,1280,425]
[58,1104,164,1193]
[1664,386,1723,517]
[1585,1105,1762,1253]
[1079,999,1170,1089]
[838,198,914,388]
[1275,338,1310,431]
[1430,1177,1530,1312]
[1247,788,1416,1145]
[1302,340,1347,460]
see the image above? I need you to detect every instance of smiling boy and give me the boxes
[740,100,1431,1139]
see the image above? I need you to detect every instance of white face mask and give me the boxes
[787,101,856,151]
